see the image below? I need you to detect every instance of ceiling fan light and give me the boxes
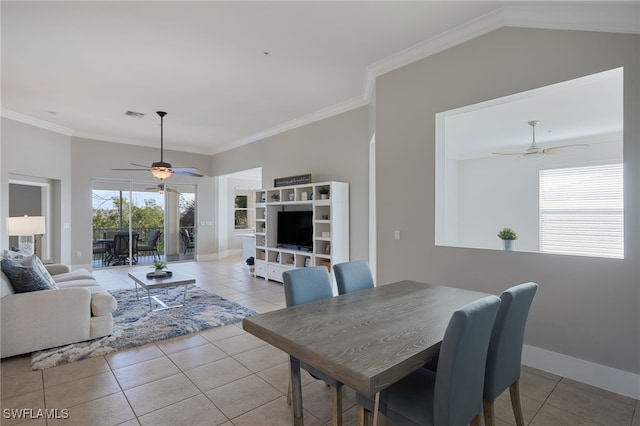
[150,161,173,180]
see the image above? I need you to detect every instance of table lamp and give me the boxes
[7,215,46,255]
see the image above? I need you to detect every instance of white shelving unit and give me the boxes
[253,181,349,283]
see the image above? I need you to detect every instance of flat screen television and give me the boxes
[277,211,313,251]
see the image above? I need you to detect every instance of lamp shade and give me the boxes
[7,216,46,236]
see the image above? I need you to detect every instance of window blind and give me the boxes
[539,163,623,259]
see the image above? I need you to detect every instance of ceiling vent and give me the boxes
[125,110,144,118]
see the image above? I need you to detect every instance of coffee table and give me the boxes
[128,270,196,311]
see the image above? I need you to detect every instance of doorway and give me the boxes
[8,175,59,262]
[91,179,197,268]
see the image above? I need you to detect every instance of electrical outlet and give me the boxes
[394,230,401,240]
[76,251,82,257]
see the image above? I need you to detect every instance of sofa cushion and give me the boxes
[91,292,118,316]
[0,258,56,293]
[1,271,15,297]
[56,280,117,316]
[52,269,95,283]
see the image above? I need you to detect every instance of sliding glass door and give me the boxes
[92,179,196,268]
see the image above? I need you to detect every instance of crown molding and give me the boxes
[363,7,505,102]
[71,130,213,156]
[210,95,368,155]
[2,109,74,136]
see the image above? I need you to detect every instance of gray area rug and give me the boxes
[31,285,257,370]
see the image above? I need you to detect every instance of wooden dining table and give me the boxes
[242,280,490,426]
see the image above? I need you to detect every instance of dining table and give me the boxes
[242,280,490,426]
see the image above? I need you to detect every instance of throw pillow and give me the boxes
[0,258,55,293]
[13,255,59,290]
[2,249,26,260]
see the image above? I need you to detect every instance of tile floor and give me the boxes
[1,257,639,426]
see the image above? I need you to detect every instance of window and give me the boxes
[234,190,254,230]
[539,163,623,259]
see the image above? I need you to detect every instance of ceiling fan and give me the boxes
[145,183,181,194]
[113,111,204,179]
[493,120,589,160]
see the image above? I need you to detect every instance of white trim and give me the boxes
[196,253,221,262]
[2,109,74,136]
[364,8,504,98]
[522,344,640,400]
[368,133,377,286]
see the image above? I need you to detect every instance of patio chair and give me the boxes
[180,229,195,255]
[92,243,108,266]
[138,229,162,261]
[109,233,139,266]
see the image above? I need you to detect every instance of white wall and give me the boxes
[375,27,639,384]
[456,139,622,251]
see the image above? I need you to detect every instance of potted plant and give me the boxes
[497,227,517,251]
[270,193,280,202]
[318,187,330,200]
[151,261,167,276]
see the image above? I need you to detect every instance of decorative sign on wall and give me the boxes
[274,174,312,187]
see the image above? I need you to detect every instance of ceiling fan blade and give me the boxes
[172,167,204,177]
[113,162,151,171]
[543,144,589,155]
[492,151,528,156]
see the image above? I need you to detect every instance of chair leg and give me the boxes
[509,381,525,426]
[356,405,368,426]
[331,385,342,426]
[470,414,481,426]
[483,399,494,426]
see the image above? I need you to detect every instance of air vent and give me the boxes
[125,110,145,118]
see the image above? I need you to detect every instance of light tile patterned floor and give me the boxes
[1,257,638,426]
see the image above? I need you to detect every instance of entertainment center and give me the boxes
[253,181,349,283]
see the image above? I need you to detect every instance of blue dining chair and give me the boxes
[355,295,501,426]
[282,267,344,425]
[483,282,539,426]
[333,260,375,295]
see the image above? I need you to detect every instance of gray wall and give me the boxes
[1,118,72,264]
[211,106,370,262]
[375,28,639,374]
[69,137,214,266]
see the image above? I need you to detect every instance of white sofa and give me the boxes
[1,264,117,358]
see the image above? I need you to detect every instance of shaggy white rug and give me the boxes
[31,285,257,369]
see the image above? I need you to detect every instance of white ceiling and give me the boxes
[2,1,638,156]
[441,67,624,159]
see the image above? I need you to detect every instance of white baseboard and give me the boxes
[196,253,221,262]
[522,345,640,400]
